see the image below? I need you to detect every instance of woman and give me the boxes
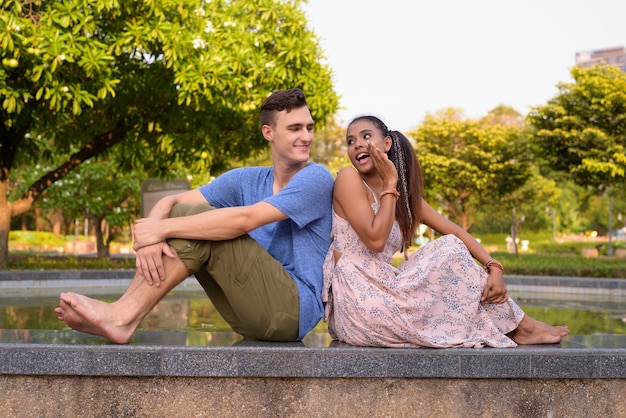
[322,115,569,348]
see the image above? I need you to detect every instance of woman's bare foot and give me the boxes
[508,315,569,345]
[54,292,138,344]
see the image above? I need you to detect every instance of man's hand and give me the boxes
[133,217,165,251]
[481,270,508,304]
[135,242,177,287]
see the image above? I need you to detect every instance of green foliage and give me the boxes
[0,0,339,267]
[45,157,141,234]
[1,0,338,174]
[410,108,531,230]
[7,253,136,270]
[310,119,350,175]
[493,252,626,278]
[527,63,626,190]
[400,230,626,278]
[9,230,65,247]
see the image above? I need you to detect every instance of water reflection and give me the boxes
[0,289,624,348]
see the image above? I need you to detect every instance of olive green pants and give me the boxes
[167,204,299,341]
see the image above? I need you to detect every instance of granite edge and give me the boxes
[1,343,626,379]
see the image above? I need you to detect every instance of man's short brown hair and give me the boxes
[260,88,308,128]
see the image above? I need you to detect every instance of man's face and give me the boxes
[264,106,314,165]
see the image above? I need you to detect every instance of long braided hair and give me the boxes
[348,116,424,250]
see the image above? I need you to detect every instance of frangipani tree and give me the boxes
[0,0,338,267]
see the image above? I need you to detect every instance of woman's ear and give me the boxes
[384,135,392,152]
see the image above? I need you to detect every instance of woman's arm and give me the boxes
[420,199,492,265]
[333,167,397,253]
[420,199,508,303]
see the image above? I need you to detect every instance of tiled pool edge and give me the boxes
[506,274,626,295]
[2,270,626,293]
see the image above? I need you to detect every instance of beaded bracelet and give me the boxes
[380,189,400,200]
[483,259,504,273]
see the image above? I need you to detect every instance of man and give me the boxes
[55,88,334,343]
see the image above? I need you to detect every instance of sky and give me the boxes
[302,0,626,132]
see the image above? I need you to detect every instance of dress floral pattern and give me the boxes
[322,197,525,348]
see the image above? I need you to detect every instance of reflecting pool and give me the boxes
[1,286,625,348]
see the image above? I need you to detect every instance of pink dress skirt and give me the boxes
[322,207,524,348]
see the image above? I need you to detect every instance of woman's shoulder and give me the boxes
[335,166,359,181]
[334,167,369,201]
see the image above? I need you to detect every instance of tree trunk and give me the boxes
[608,193,614,257]
[52,207,63,235]
[0,191,36,268]
[0,204,10,268]
[35,206,45,231]
[0,180,14,268]
[2,194,36,261]
[511,207,519,257]
[92,214,110,258]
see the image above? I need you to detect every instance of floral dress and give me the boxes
[321,193,525,348]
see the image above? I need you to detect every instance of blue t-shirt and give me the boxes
[198,163,333,340]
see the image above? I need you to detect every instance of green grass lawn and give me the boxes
[7,230,626,278]
[402,231,626,278]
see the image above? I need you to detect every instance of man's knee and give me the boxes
[166,203,216,273]
[169,203,215,218]
[167,238,208,275]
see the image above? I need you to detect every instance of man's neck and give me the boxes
[272,161,309,193]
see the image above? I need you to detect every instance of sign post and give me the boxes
[140,178,191,218]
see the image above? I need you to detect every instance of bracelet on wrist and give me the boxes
[483,259,504,273]
[380,189,400,200]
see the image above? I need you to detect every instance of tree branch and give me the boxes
[12,122,130,218]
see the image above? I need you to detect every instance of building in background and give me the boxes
[575,45,626,71]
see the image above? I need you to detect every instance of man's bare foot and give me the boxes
[54,292,138,344]
[507,315,569,345]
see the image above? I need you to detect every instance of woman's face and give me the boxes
[346,119,391,172]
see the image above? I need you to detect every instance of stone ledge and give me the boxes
[2,341,626,379]
[1,272,625,382]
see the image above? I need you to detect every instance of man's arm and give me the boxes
[134,201,288,248]
[134,188,219,286]
[145,189,209,220]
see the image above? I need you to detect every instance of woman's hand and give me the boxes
[481,270,508,304]
[367,140,398,188]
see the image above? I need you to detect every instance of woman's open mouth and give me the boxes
[356,152,370,163]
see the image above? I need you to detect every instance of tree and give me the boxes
[528,63,626,255]
[310,119,350,175]
[42,158,144,257]
[500,167,560,255]
[410,108,530,231]
[0,0,339,267]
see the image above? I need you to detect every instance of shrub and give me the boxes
[9,231,66,247]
